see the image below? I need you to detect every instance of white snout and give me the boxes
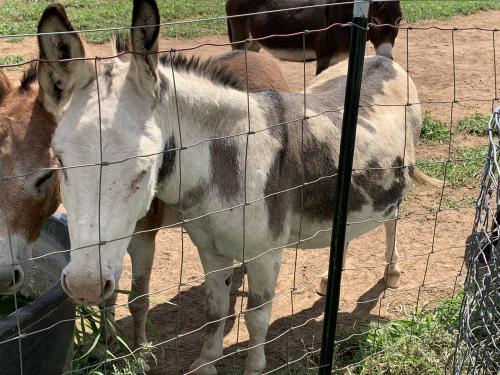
[376,42,393,59]
[61,266,115,305]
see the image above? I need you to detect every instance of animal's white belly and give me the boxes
[261,45,317,62]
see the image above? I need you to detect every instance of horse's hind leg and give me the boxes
[384,219,401,288]
[190,250,234,375]
[244,250,283,375]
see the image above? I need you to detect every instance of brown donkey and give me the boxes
[0,65,60,293]
[0,48,288,350]
[226,0,403,75]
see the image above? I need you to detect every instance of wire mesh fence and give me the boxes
[0,0,498,374]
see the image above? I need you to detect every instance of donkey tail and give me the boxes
[412,167,442,188]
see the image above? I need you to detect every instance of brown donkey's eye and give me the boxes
[34,171,54,193]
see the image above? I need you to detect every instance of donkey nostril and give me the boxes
[9,267,24,288]
[61,273,69,292]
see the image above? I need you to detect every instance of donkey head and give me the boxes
[367,1,403,59]
[0,66,60,293]
[37,1,164,304]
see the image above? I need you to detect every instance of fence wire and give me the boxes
[453,107,500,375]
[0,1,498,374]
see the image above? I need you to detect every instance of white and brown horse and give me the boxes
[37,1,421,373]
[226,0,403,75]
[0,39,288,355]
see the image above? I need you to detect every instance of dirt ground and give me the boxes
[2,9,499,374]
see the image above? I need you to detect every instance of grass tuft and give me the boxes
[0,55,26,70]
[420,111,450,143]
[416,145,488,188]
[72,303,156,375]
[456,112,490,136]
[336,292,463,375]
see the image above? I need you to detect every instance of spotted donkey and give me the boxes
[0,39,289,358]
[37,1,422,373]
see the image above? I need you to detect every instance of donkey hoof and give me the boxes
[316,274,329,296]
[189,359,217,375]
[385,273,401,289]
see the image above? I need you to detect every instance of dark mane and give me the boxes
[20,62,38,91]
[159,53,242,90]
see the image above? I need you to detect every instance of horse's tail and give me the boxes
[412,167,442,188]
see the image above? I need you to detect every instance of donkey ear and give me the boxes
[0,70,12,105]
[37,4,92,115]
[129,0,160,92]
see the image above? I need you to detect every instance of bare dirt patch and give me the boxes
[2,10,499,374]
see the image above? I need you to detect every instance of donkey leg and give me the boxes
[243,250,283,375]
[227,17,260,52]
[190,250,234,375]
[128,230,157,348]
[384,220,401,288]
[317,241,349,296]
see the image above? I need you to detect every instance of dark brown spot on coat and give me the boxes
[261,90,368,239]
[353,157,408,212]
[181,180,209,210]
[157,135,176,184]
[209,139,240,202]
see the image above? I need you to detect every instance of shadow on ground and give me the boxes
[115,267,389,374]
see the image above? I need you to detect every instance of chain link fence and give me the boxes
[453,107,500,375]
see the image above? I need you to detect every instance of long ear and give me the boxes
[37,4,92,116]
[129,0,160,94]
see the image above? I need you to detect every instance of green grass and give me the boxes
[0,54,26,70]
[420,111,450,143]
[1,1,500,43]
[402,0,500,22]
[416,144,488,188]
[336,292,463,375]
[0,0,226,44]
[456,112,490,136]
[426,195,477,213]
[420,111,491,142]
[72,304,155,375]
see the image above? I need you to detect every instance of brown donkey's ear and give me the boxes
[129,0,160,95]
[37,4,91,116]
[0,69,12,105]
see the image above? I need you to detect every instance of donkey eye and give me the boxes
[34,171,54,193]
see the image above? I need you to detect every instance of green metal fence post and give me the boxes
[319,1,371,374]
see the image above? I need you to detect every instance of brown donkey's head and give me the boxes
[368,1,403,59]
[0,65,60,293]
